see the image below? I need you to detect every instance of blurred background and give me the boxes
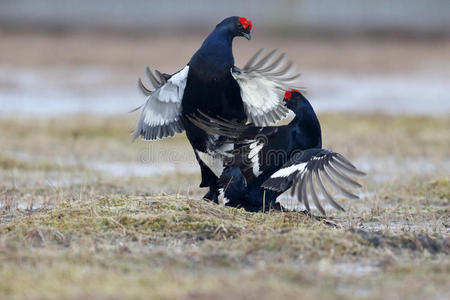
[1,0,450,115]
[1,0,449,198]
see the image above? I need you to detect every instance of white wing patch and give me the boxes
[218,188,230,205]
[232,49,302,126]
[196,134,236,178]
[134,66,189,141]
[262,150,366,216]
[196,150,224,178]
[158,66,189,103]
[248,141,264,177]
[233,74,288,126]
[271,163,307,178]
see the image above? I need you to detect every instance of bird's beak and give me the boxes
[242,32,251,40]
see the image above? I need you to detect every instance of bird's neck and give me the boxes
[191,28,235,70]
[290,102,322,148]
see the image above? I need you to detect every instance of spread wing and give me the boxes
[186,111,279,142]
[133,66,189,141]
[262,149,365,216]
[232,49,302,126]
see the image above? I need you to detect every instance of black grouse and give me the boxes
[134,17,302,203]
[188,90,365,215]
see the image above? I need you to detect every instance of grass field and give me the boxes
[1,113,448,299]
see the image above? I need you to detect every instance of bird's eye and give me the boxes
[237,22,243,29]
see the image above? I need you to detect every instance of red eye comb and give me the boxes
[285,89,300,99]
[238,17,252,30]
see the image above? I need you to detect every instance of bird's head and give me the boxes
[284,89,316,116]
[216,16,253,40]
[283,89,304,110]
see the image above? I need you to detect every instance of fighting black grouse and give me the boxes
[189,90,365,214]
[134,17,302,203]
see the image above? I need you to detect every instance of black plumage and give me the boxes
[189,90,365,215]
[134,17,302,203]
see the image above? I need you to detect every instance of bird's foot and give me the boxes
[202,190,219,204]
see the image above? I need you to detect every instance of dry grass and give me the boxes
[0,192,448,299]
[320,114,450,159]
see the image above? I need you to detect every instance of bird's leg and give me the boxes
[202,190,213,202]
[202,186,219,204]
